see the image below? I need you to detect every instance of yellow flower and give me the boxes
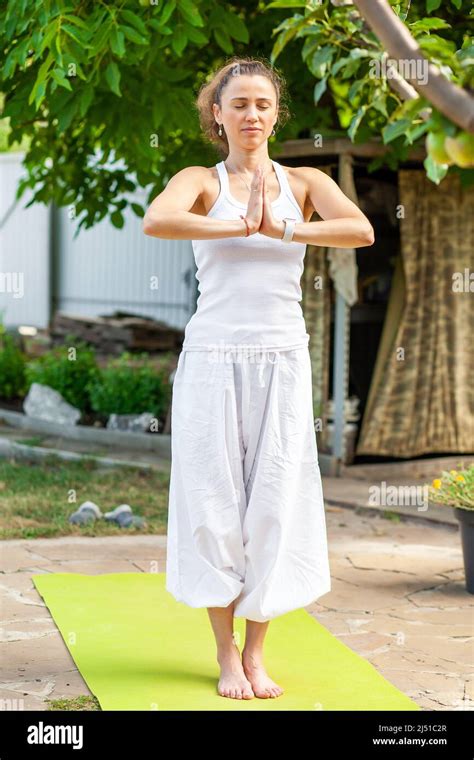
[432,479,442,489]
[456,475,465,482]
[450,470,458,476]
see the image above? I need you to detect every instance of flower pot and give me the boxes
[454,507,474,594]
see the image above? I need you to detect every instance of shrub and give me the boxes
[0,327,27,399]
[86,352,171,419]
[25,334,100,412]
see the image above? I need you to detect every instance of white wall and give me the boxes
[54,187,196,331]
[0,152,197,333]
[0,152,51,329]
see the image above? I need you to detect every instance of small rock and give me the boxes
[23,383,81,425]
[106,412,155,433]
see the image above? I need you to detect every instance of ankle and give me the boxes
[242,647,263,665]
[217,640,240,664]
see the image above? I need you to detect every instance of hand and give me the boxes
[258,175,285,239]
[244,166,264,234]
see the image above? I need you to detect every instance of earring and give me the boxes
[272,128,276,136]
[218,124,223,136]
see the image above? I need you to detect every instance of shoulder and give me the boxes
[165,165,211,196]
[278,164,331,191]
[289,165,331,184]
[289,165,336,202]
[170,165,210,181]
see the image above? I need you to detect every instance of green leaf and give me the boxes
[185,24,208,44]
[331,56,351,76]
[426,0,442,11]
[120,9,148,35]
[409,18,451,33]
[79,85,94,117]
[110,28,126,57]
[271,25,300,62]
[172,25,188,54]
[382,118,412,144]
[2,49,19,78]
[131,203,145,218]
[62,15,90,31]
[224,12,249,43]
[111,210,124,228]
[51,68,73,91]
[105,62,121,96]
[38,25,58,56]
[57,97,78,132]
[347,105,367,141]
[309,45,334,78]
[29,50,55,106]
[424,154,448,183]
[177,0,204,27]
[417,34,456,54]
[266,0,307,6]
[120,25,148,45]
[371,94,388,118]
[313,77,327,105]
[62,24,89,48]
[405,121,429,145]
[348,79,365,102]
[160,0,177,26]
[213,27,233,54]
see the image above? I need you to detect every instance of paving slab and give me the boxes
[1,507,472,711]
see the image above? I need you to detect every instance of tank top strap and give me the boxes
[272,160,304,220]
[216,161,229,195]
[272,160,293,201]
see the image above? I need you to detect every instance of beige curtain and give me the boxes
[357,169,474,458]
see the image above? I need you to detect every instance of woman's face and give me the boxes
[213,74,278,148]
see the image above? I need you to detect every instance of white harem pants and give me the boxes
[165,345,331,622]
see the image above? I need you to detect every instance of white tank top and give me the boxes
[182,159,310,352]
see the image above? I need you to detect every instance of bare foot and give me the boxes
[217,644,255,699]
[242,649,284,698]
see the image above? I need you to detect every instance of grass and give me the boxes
[45,695,101,711]
[0,456,170,539]
[15,436,46,447]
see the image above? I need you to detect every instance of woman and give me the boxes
[143,57,374,701]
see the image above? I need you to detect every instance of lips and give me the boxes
[242,128,261,132]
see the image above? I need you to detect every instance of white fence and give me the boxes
[0,152,197,333]
[0,153,51,329]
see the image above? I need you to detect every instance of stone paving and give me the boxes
[1,504,472,711]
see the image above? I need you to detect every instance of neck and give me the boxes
[225,148,272,175]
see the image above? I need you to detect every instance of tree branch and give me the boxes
[353,0,474,133]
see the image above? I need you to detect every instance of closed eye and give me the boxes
[235,105,269,109]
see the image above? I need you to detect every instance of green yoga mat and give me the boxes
[32,572,421,711]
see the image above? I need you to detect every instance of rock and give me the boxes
[23,383,81,425]
[106,412,155,433]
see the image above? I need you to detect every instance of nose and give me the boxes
[245,106,259,121]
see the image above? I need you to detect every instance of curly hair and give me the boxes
[195,56,291,157]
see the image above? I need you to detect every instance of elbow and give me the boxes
[362,224,375,247]
[143,212,164,237]
[142,216,155,237]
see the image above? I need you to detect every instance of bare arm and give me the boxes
[288,168,375,248]
[143,166,250,240]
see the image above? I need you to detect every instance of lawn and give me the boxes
[0,456,170,539]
